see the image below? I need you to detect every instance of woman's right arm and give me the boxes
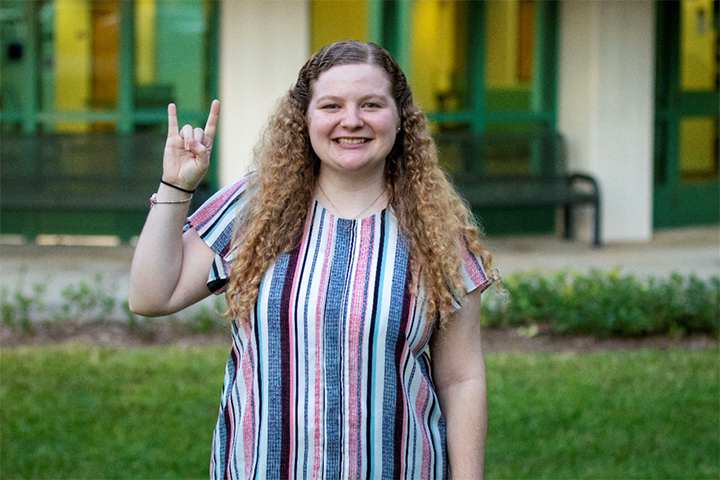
[128,101,220,316]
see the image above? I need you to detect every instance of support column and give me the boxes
[558,0,655,242]
[217,0,310,186]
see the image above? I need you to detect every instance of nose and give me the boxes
[340,105,363,129]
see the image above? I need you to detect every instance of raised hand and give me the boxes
[162,99,221,191]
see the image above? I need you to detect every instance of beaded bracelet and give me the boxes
[160,179,196,194]
[150,192,193,209]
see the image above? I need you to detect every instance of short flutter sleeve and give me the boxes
[185,175,251,294]
[450,236,494,312]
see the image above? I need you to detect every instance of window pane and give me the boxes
[135,0,211,113]
[0,0,26,129]
[42,0,120,132]
[680,117,718,181]
[680,0,719,92]
[309,0,367,54]
[485,0,536,112]
[410,0,469,113]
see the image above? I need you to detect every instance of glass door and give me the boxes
[654,0,720,228]
[0,0,219,241]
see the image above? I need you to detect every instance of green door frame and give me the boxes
[653,0,720,228]
[368,0,558,132]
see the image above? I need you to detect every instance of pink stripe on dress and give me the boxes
[241,323,257,474]
[192,177,246,228]
[415,377,432,480]
[284,210,314,472]
[312,213,334,479]
[346,216,374,478]
[460,236,487,286]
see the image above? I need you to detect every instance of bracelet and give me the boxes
[160,179,196,194]
[150,192,193,209]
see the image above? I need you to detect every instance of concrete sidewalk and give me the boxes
[1,240,141,321]
[488,224,719,280]
[1,225,718,319]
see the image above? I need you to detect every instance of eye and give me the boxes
[321,103,340,110]
[362,102,381,109]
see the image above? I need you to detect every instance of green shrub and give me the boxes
[482,269,720,337]
[0,267,46,334]
[186,297,228,334]
[56,273,116,322]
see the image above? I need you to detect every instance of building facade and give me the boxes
[1,0,717,243]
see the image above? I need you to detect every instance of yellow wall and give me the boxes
[135,0,156,85]
[54,0,91,131]
[310,0,367,54]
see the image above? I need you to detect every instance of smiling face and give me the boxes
[306,63,401,183]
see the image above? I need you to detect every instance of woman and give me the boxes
[130,40,495,480]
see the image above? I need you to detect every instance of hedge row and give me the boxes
[3,269,718,338]
[481,269,719,337]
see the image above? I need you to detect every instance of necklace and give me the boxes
[317,182,387,220]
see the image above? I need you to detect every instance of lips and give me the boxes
[335,138,369,145]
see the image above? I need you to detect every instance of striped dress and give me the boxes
[187,175,492,480]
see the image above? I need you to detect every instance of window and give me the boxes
[403,0,557,132]
[0,0,217,133]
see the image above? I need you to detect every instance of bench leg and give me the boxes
[593,201,602,247]
[566,203,602,247]
[563,204,574,240]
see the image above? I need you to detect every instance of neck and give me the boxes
[315,171,388,219]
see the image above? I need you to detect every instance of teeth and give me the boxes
[337,138,367,145]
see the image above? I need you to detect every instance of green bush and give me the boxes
[482,269,720,337]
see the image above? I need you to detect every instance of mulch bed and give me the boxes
[1,320,716,352]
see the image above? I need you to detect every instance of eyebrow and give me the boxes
[314,94,390,104]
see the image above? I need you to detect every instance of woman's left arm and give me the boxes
[431,287,486,480]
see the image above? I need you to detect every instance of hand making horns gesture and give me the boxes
[163,99,221,191]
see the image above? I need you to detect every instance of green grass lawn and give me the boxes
[1,344,229,479]
[1,343,718,479]
[485,348,719,479]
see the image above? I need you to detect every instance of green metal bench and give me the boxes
[0,132,209,242]
[434,129,602,246]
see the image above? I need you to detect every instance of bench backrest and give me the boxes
[0,132,166,208]
[433,129,566,178]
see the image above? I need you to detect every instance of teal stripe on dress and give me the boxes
[264,253,290,478]
[323,217,353,477]
[380,220,410,478]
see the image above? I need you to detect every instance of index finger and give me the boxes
[167,103,179,137]
[203,99,221,140]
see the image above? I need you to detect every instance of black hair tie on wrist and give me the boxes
[161,179,196,194]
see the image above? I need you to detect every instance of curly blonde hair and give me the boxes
[225,40,494,327]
